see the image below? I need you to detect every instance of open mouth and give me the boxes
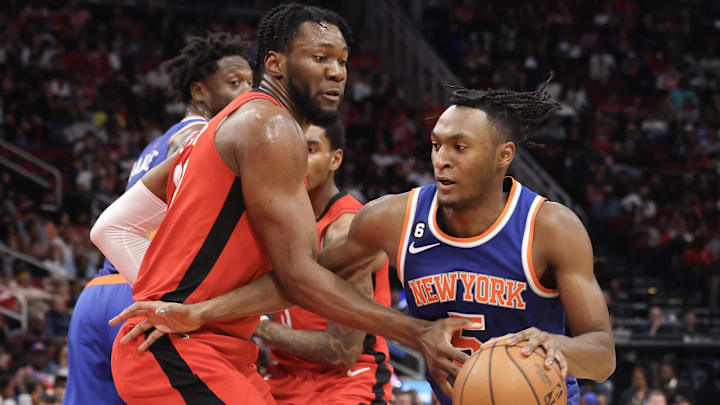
[436,176,456,188]
[321,89,341,101]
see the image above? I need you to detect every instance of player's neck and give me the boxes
[185,103,212,120]
[309,179,340,218]
[437,179,508,238]
[258,75,310,131]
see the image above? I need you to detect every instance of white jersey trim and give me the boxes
[427,181,521,248]
[397,188,420,284]
[521,195,559,298]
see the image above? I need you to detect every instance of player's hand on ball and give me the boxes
[109,301,205,351]
[491,327,568,378]
[419,318,480,398]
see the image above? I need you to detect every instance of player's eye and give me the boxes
[456,144,468,151]
[229,79,239,87]
[431,142,440,151]
[313,55,327,62]
[339,59,347,67]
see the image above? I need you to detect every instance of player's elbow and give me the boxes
[596,345,616,382]
[89,216,108,250]
[273,265,319,308]
[591,335,616,382]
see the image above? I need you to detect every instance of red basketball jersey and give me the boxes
[272,192,392,370]
[133,91,279,341]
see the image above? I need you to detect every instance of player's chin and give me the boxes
[436,193,460,208]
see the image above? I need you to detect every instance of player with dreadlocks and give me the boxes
[106,72,615,404]
[66,32,252,405]
[100,3,470,404]
[309,78,616,404]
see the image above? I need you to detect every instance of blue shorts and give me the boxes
[65,274,132,405]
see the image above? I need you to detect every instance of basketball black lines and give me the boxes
[505,344,541,405]
[458,346,483,405]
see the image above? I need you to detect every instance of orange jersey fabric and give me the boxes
[272,192,392,370]
[133,91,279,341]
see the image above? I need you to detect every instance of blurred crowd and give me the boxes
[419,0,720,404]
[2,0,720,403]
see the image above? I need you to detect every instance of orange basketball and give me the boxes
[453,340,567,405]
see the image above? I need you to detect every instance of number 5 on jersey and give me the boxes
[448,312,484,357]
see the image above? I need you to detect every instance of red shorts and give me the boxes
[265,362,392,405]
[111,320,275,404]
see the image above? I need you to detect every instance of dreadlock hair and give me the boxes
[253,3,353,84]
[448,73,561,146]
[323,119,345,150]
[161,32,252,104]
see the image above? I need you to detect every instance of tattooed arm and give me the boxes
[254,271,373,369]
[253,213,383,369]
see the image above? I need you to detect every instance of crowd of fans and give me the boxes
[419,0,720,404]
[1,0,720,403]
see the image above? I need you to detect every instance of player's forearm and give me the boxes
[254,320,363,369]
[194,273,293,323]
[560,331,616,381]
[276,259,429,350]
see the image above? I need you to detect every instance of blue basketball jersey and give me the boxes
[396,177,579,405]
[98,116,207,276]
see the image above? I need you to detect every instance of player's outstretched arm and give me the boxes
[490,202,616,382]
[254,271,374,369]
[253,213,380,369]
[234,108,472,396]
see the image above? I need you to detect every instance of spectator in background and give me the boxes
[12,342,53,389]
[581,392,599,405]
[679,309,706,339]
[7,312,46,355]
[660,362,695,404]
[395,389,421,405]
[0,374,16,405]
[647,390,668,405]
[618,366,650,405]
[42,297,70,340]
[644,306,670,338]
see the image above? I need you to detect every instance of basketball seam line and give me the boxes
[495,344,565,382]
[459,348,483,405]
[504,345,541,405]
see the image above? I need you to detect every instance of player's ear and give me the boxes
[497,141,515,170]
[265,50,285,80]
[329,149,343,172]
[190,81,208,104]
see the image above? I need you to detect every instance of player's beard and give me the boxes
[286,70,340,127]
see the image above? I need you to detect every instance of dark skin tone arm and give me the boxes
[253,213,377,369]
[315,193,473,395]
[226,102,442,350]
[486,202,616,382]
[109,101,471,398]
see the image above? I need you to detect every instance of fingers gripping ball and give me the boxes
[453,340,566,405]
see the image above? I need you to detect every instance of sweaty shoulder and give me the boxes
[350,192,413,256]
[214,98,304,174]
